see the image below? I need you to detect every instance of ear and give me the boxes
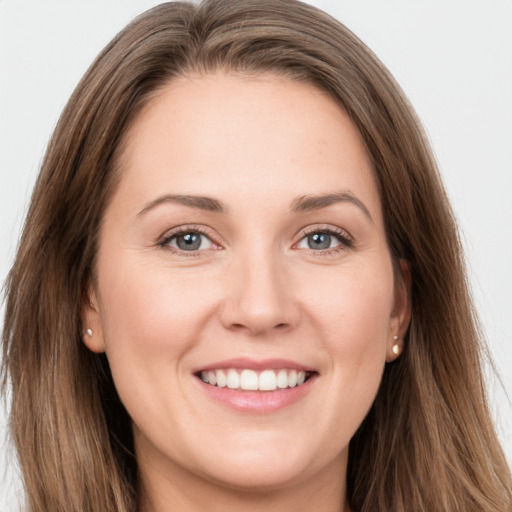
[386,259,412,362]
[81,285,106,354]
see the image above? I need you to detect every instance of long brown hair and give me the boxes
[2,1,511,510]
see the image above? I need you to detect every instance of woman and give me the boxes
[2,0,511,511]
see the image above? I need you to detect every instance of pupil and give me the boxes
[177,233,201,250]
[308,232,331,250]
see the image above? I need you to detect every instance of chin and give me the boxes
[201,458,316,493]
[190,434,345,493]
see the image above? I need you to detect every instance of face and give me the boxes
[84,73,409,496]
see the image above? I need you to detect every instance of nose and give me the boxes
[219,250,300,336]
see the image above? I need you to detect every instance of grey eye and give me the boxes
[297,231,343,251]
[167,232,213,251]
[176,233,202,250]
[307,232,332,250]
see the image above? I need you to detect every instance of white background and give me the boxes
[1,1,511,509]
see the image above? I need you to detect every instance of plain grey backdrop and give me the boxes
[1,1,511,510]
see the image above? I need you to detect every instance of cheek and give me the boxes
[304,261,395,347]
[94,257,228,437]
[96,256,222,380]
[301,261,394,404]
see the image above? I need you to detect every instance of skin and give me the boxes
[83,73,410,512]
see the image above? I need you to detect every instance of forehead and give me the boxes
[113,72,381,222]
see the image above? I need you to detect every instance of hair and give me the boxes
[2,0,511,511]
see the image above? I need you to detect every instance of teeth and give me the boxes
[277,369,288,389]
[200,368,310,391]
[240,369,259,390]
[227,369,240,389]
[216,369,227,388]
[207,370,217,386]
[259,369,277,390]
[288,369,297,387]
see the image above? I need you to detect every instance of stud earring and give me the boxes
[86,328,93,338]
[392,335,401,356]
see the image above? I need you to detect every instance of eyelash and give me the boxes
[157,225,220,257]
[295,225,354,256]
[157,224,354,256]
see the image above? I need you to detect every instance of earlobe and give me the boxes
[391,337,402,356]
[387,260,412,361]
[81,289,106,353]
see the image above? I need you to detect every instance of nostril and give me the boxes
[227,322,289,334]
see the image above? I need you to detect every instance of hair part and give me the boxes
[2,1,511,511]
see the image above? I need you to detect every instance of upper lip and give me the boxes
[193,357,317,373]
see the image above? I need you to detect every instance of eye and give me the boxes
[295,227,353,252]
[297,232,341,250]
[160,229,218,252]
[298,232,339,250]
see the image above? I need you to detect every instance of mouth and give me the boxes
[197,368,314,391]
[193,358,318,412]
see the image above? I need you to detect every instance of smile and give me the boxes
[194,358,318,412]
[199,368,311,391]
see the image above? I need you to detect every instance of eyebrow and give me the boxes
[136,194,226,217]
[136,190,372,221]
[290,191,373,221]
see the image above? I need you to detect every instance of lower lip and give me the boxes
[195,375,317,413]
